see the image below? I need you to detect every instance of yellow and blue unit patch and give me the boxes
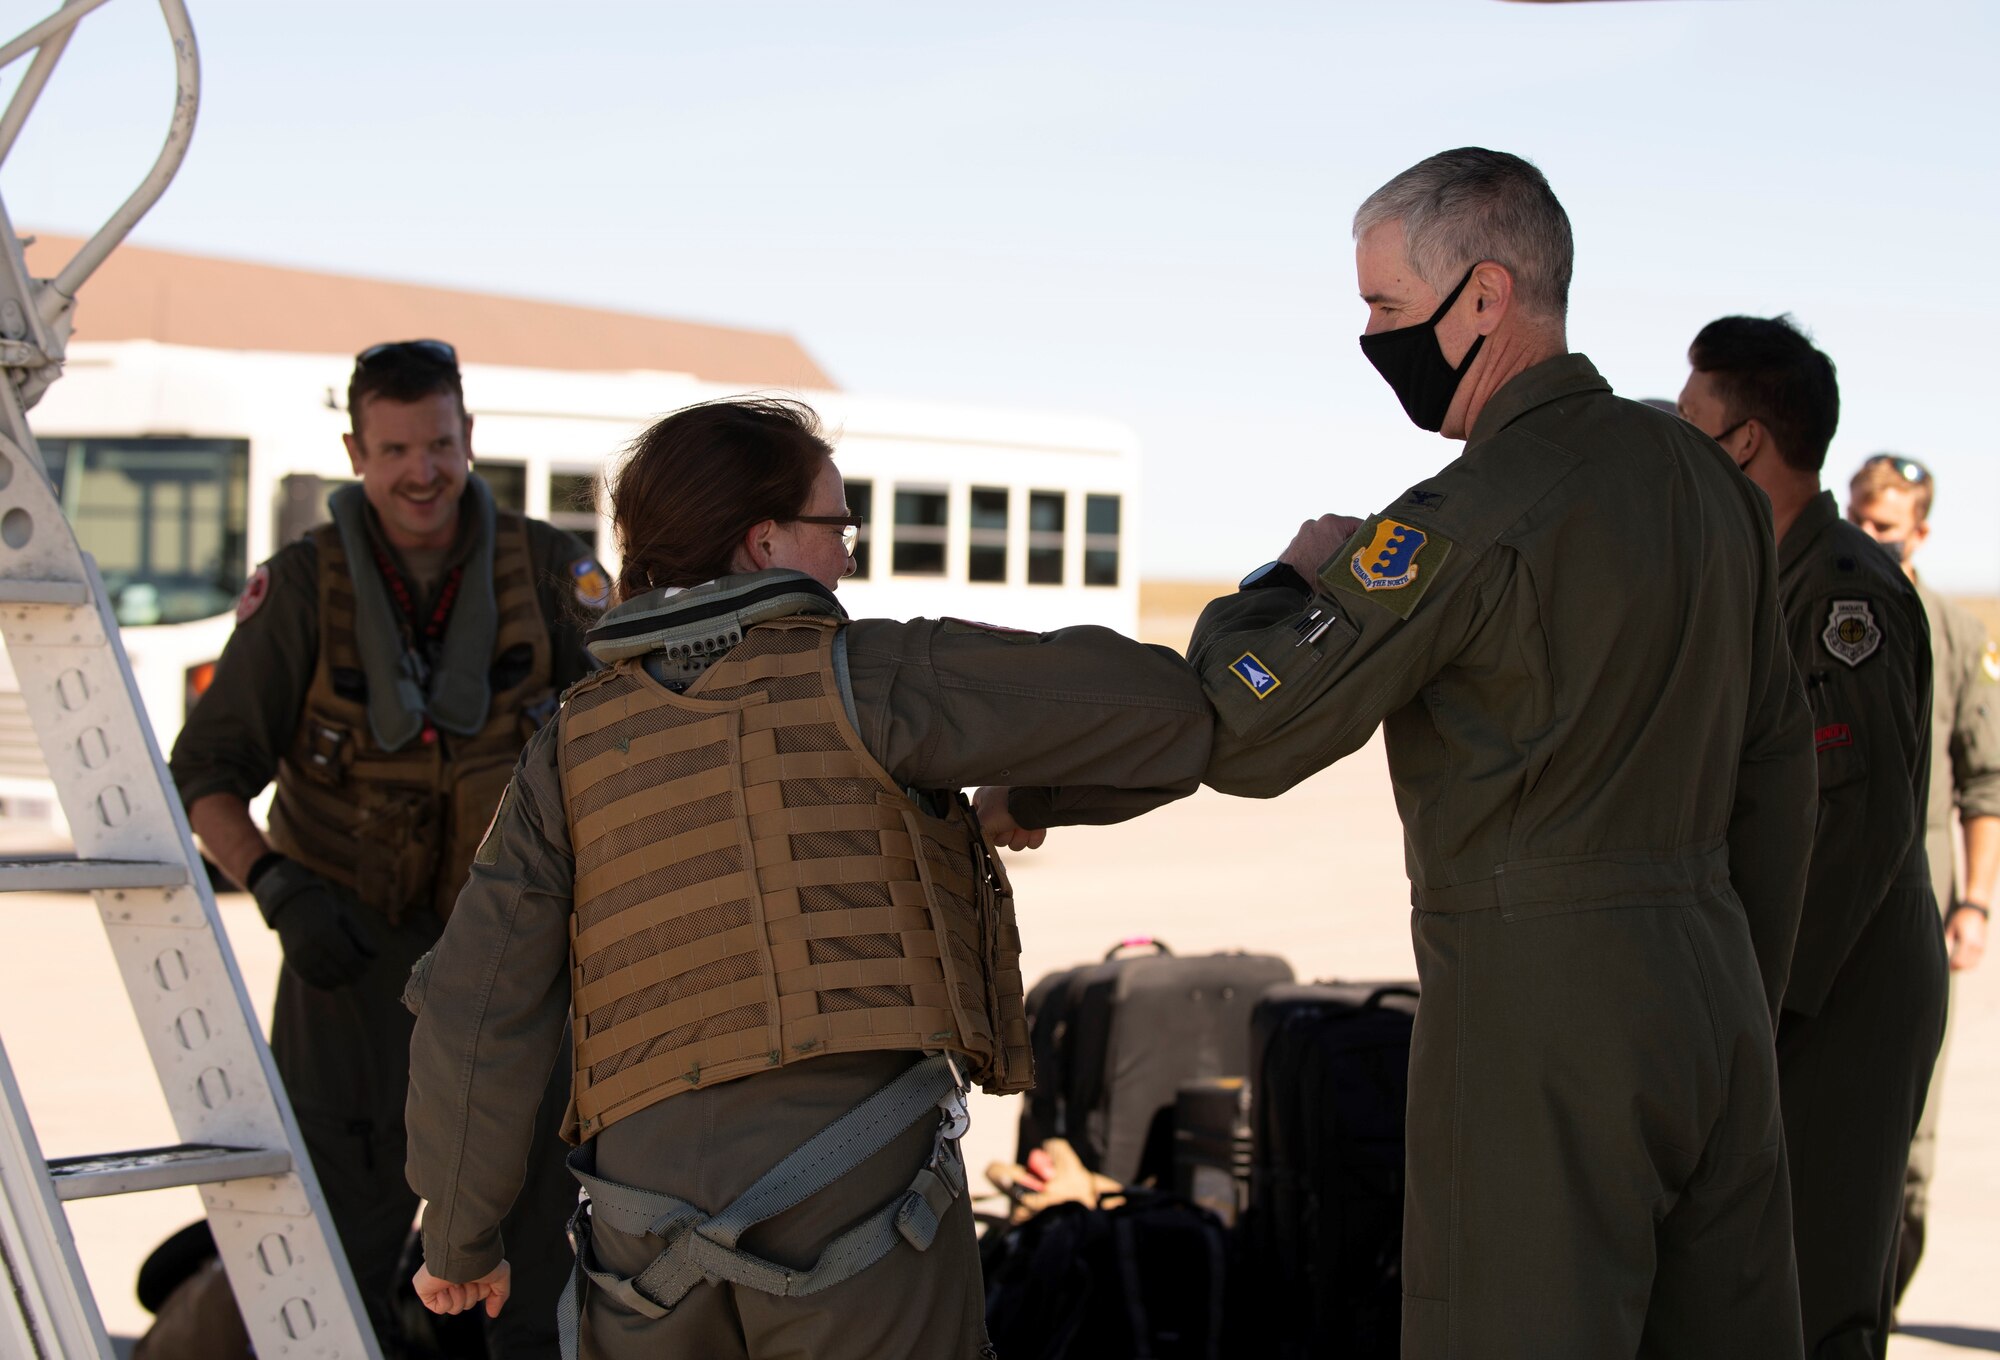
[1350,519,1428,591]
[1229,652,1282,699]
[1326,515,1454,620]
[571,557,611,611]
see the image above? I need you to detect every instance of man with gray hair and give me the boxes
[1182,148,1815,1355]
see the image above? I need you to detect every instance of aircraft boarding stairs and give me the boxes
[0,2,378,1355]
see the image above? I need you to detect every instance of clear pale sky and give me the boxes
[6,0,1995,588]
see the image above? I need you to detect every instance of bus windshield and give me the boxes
[36,437,250,627]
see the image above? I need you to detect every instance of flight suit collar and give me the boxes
[1778,489,1840,575]
[1467,352,1611,447]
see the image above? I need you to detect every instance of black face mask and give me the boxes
[1358,264,1485,432]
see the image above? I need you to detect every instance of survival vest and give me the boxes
[556,615,1033,1141]
[267,512,555,924]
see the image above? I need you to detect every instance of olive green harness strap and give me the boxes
[556,1054,966,1357]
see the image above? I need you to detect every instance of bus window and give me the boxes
[480,461,527,512]
[549,470,602,556]
[1028,491,1065,586]
[969,487,1008,583]
[893,486,947,577]
[1085,494,1121,587]
[847,480,874,580]
[36,437,249,626]
[275,473,359,546]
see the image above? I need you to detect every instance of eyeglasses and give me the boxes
[1862,453,1930,485]
[355,339,459,369]
[790,515,863,555]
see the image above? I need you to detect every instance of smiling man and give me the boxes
[168,340,604,1358]
[1185,148,1815,1357]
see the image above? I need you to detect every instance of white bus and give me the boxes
[0,339,1141,828]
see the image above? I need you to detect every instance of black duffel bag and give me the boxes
[982,1190,1231,1360]
[1242,981,1418,1360]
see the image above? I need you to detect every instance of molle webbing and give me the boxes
[267,511,553,922]
[558,617,1032,1141]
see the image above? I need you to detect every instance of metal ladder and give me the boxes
[0,3,378,1355]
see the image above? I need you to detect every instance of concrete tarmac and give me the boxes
[1,732,1993,1352]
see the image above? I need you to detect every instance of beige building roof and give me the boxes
[22,232,835,390]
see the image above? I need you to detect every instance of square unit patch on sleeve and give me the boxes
[1324,516,1454,620]
[1821,600,1882,668]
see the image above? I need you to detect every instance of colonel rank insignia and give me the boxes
[1327,516,1454,620]
[1821,599,1882,667]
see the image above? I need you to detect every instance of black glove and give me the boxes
[248,855,377,991]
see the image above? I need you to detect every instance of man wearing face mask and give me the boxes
[1181,149,1816,1357]
[1846,454,2000,1304]
[1680,315,1946,1358]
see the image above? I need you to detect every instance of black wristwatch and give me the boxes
[1239,560,1310,594]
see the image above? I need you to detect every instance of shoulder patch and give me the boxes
[1821,599,1882,667]
[235,565,271,623]
[1981,640,1999,684]
[1228,652,1282,699]
[571,557,611,611]
[1325,517,1454,620]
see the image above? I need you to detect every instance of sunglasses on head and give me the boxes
[1862,453,1930,485]
[355,338,459,369]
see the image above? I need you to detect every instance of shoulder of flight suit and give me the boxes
[521,517,604,687]
[1187,431,1581,799]
[1929,592,2000,822]
[167,539,321,808]
[406,719,573,1281]
[839,617,1212,825]
[1781,527,1932,1015]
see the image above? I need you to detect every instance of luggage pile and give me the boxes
[982,939,1418,1359]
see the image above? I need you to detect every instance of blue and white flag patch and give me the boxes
[1229,652,1282,700]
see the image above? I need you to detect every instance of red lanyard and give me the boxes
[368,541,464,748]
[369,540,464,647]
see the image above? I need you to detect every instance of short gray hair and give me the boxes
[1353,147,1574,318]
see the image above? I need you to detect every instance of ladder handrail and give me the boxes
[0,0,201,328]
[0,6,379,1355]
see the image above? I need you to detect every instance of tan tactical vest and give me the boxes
[557,616,1032,1141]
[268,512,555,924]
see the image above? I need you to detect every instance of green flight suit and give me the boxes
[1187,354,1815,1360]
[405,591,1215,1360]
[1898,581,2000,1298]
[170,492,601,1358]
[1771,495,1947,1358]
